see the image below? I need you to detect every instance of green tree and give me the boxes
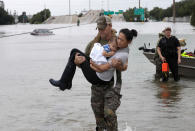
[149,7,164,21]
[149,0,195,21]
[191,9,195,26]
[30,9,51,24]
[144,8,150,21]
[123,8,131,22]
[0,7,14,25]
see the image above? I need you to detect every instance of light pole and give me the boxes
[89,0,91,11]
[139,0,141,8]
[173,0,176,23]
[101,0,104,10]
[44,3,46,20]
[107,0,109,11]
[69,0,71,15]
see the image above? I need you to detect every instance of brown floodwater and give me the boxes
[0,22,195,131]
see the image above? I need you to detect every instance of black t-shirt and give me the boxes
[158,36,180,58]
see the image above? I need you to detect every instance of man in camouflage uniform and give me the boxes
[74,16,123,131]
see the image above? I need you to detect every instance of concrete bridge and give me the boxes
[44,10,125,24]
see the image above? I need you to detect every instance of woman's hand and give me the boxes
[74,53,86,65]
[111,59,126,71]
[111,59,122,68]
[90,59,111,72]
[90,60,103,72]
[90,59,96,66]
[90,64,102,73]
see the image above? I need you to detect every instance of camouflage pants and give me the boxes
[155,57,170,81]
[155,57,162,79]
[91,84,121,131]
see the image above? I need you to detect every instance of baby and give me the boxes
[102,38,118,58]
[90,36,118,65]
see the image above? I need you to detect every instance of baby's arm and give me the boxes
[90,60,111,73]
[102,50,115,57]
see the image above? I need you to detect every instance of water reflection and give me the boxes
[155,82,182,107]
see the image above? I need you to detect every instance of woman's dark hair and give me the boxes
[119,28,137,41]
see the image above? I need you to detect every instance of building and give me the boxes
[0,1,4,9]
[163,16,191,23]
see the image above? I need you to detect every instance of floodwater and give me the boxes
[0,22,195,131]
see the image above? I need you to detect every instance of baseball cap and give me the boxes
[164,27,172,31]
[96,16,112,30]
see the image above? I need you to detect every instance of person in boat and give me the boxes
[157,27,181,82]
[49,15,138,131]
[154,30,165,79]
[77,18,80,26]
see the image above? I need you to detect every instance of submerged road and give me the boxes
[0,22,195,131]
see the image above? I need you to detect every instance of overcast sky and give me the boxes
[3,0,182,16]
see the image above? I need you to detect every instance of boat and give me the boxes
[0,31,5,34]
[30,29,54,36]
[139,45,195,78]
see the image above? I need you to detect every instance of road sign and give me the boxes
[104,10,123,15]
[134,8,144,15]
[134,8,145,21]
[119,10,123,14]
[141,14,145,21]
[104,11,114,15]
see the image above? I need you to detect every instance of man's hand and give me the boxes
[160,56,166,63]
[74,53,86,65]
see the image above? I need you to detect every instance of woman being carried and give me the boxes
[49,28,137,91]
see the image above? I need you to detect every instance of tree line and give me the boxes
[123,0,195,26]
[18,9,51,24]
[30,9,51,24]
[191,9,195,26]
[0,8,51,25]
[149,0,195,21]
[0,7,15,25]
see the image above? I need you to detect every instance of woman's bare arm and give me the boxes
[90,64,103,73]
[90,60,111,72]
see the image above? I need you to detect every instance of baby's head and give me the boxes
[108,36,118,52]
